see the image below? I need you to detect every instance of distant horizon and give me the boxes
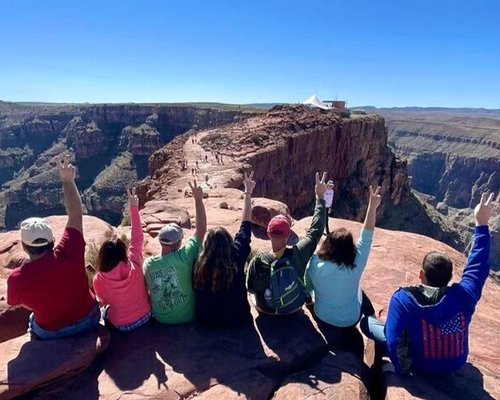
[1,1,499,108]
[2,99,500,112]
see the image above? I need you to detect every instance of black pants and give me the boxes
[359,291,375,319]
[325,207,331,234]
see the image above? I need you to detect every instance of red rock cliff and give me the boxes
[142,105,410,222]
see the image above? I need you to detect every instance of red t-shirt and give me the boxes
[7,227,96,331]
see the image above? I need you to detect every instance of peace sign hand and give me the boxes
[57,155,76,183]
[243,171,256,195]
[315,171,327,199]
[188,180,204,200]
[369,185,382,209]
[474,192,496,226]
[127,187,139,207]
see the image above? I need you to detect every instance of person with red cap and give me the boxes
[246,172,327,315]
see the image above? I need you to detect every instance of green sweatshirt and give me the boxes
[246,198,326,314]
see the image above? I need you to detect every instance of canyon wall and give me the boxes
[380,108,500,270]
[0,102,259,229]
[142,105,411,224]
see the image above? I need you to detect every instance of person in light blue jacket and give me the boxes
[306,185,381,328]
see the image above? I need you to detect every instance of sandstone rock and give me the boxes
[27,308,331,399]
[0,296,30,343]
[0,326,110,400]
[273,352,369,400]
[142,105,411,223]
[250,198,292,229]
[139,200,191,236]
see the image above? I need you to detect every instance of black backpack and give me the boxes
[257,249,306,314]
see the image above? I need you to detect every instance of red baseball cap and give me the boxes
[267,215,291,236]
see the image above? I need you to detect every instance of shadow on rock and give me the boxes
[307,304,365,360]
[1,326,109,400]
[254,309,327,376]
[386,362,497,400]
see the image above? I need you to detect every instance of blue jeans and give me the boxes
[360,315,388,359]
[29,303,100,340]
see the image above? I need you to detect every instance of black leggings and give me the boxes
[360,290,375,319]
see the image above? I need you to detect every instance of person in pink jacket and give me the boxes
[92,188,152,331]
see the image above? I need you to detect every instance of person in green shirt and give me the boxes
[143,181,207,324]
[246,172,327,314]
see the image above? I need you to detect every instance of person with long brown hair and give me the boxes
[193,171,256,327]
[92,187,151,331]
[306,185,381,328]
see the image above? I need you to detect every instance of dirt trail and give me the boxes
[169,130,242,197]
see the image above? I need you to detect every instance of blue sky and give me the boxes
[1,0,499,107]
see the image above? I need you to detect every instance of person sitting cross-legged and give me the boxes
[143,180,207,324]
[92,188,152,332]
[246,172,327,315]
[361,192,497,375]
[306,185,380,329]
[7,155,99,339]
[193,171,256,328]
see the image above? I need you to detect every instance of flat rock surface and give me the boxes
[0,326,110,400]
[273,351,370,400]
[22,309,330,400]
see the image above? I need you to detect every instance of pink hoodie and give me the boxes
[93,205,151,326]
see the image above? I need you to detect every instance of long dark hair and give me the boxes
[317,227,357,269]
[193,227,237,291]
[96,237,128,273]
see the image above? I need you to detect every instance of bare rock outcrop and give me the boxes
[142,105,411,224]
[0,327,110,400]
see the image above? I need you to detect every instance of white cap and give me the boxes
[158,223,184,245]
[20,218,54,247]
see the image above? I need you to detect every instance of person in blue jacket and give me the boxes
[361,192,496,375]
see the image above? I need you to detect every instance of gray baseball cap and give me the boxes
[158,223,184,245]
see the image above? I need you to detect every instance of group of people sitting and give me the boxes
[7,156,495,377]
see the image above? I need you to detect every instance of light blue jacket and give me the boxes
[306,228,373,327]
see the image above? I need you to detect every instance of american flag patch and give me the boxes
[421,312,466,359]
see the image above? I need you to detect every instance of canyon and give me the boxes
[1,102,499,271]
[1,103,499,399]
[0,101,259,229]
[375,107,500,270]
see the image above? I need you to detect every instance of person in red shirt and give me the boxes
[7,155,99,339]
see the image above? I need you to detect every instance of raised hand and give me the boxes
[57,155,76,183]
[474,192,495,226]
[315,171,327,199]
[369,185,382,209]
[188,180,204,200]
[243,171,256,195]
[127,187,139,207]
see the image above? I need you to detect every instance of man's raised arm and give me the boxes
[460,192,496,302]
[297,172,327,264]
[188,180,207,242]
[58,155,83,234]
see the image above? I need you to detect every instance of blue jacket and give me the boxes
[385,225,491,374]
